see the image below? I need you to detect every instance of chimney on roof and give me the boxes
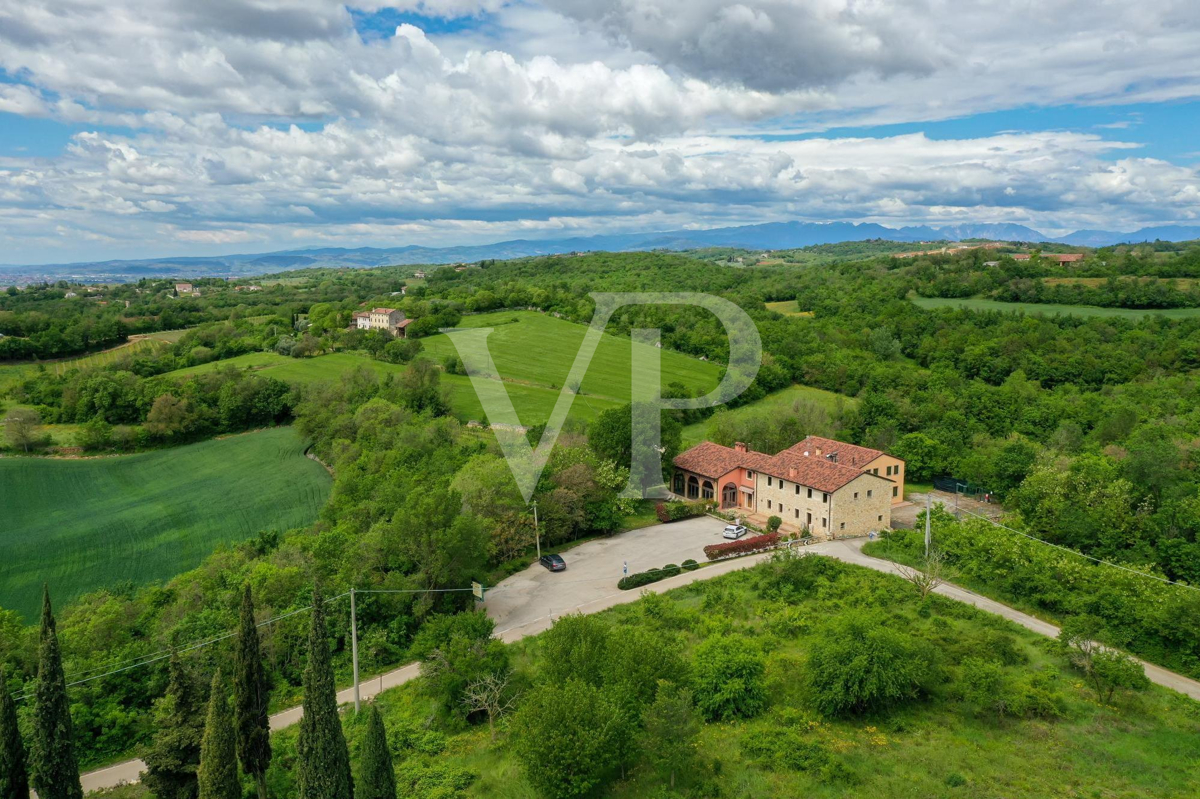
[803,450,810,457]
[788,468,797,479]
[826,452,838,463]
[814,447,822,456]
[734,442,747,453]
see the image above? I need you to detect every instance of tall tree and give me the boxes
[233,585,272,799]
[29,586,83,799]
[354,705,396,799]
[142,652,205,799]
[197,672,240,799]
[296,588,353,799]
[0,676,28,799]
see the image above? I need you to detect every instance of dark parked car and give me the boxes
[539,553,566,572]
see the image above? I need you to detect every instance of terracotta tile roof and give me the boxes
[352,311,370,318]
[372,307,398,314]
[785,436,883,469]
[673,436,895,493]
[671,441,746,479]
[770,449,876,493]
[396,318,413,328]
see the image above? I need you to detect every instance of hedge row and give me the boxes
[617,559,702,590]
[703,533,781,561]
[655,500,710,523]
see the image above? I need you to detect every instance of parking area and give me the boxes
[483,515,728,635]
[891,489,1005,528]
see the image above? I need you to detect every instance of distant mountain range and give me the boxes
[4,221,1200,284]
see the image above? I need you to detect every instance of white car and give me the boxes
[722,524,747,540]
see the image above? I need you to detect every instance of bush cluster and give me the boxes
[618,562,687,590]
[703,533,780,561]
[655,500,709,523]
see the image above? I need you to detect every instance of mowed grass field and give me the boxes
[0,427,331,619]
[764,299,814,317]
[911,296,1200,320]
[681,383,854,447]
[170,312,725,427]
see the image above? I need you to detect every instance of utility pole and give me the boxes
[350,587,361,713]
[924,492,932,559]
[533,500,540,559]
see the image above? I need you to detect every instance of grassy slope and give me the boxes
[0,427,331,620]
[911,295,1200,319]
[681,383,855,447]
[249,559,1200,799]
[170,312,724,427]
[419,311,723,403]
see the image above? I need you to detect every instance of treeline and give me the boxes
[908,242,1200,308]
[875,510,1200,680]
[0,267,413,362]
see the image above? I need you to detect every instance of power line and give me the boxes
[952,505,1200,594]
[15,592,351,703]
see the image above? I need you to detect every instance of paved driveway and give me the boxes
[484,515,728,634]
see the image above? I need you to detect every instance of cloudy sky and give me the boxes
[1,0,1199,264]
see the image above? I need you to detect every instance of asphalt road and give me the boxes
[74,520,1200,794]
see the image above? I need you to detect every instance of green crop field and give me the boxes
[0,427,331,620]
[681,383,854,447]
[168,312,724,427]
[911,296,1200,320]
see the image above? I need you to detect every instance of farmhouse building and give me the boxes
[672,436,904,539]
[355,308,412,337]
[175,282,192,293]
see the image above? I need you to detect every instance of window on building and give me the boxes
[873,468,879,475]
[822,492,828,503]
[767,499,772,509]
[878,515,883,522]
[794,484,800,495]
[794,509,799,519]
[807,488,813,499]
[702,481,714,500]
[893,486,899,497]
[767,476,772,487]
[854,492,859,499]
[821,517,827,528]
[747,470,755,479]
[840,522,845,530]
[885,465,892,476]
[867,489,873,498]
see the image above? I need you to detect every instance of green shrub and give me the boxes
[806,612,937,717]
[661,563,682,578]
[692,635,767,721]
[512,680,627,799]
[681,559,700,571]
[766,515,782,533]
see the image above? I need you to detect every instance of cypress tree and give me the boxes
[296,587,353,799]
[355,705,396,799]
[233,585,272,799]
[197,672,240,799]
[29,586,83,799]
[0,675,28,799]
[142,651,205,799]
